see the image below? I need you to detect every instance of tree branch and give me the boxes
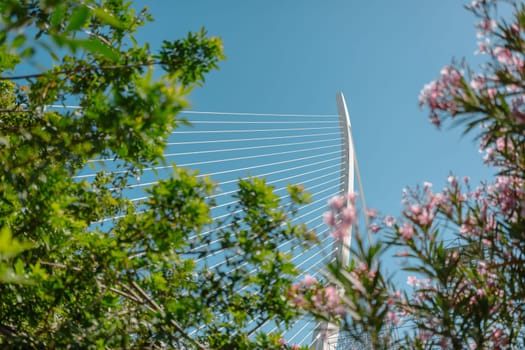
[129,281,209,350]
[0,60,159,81]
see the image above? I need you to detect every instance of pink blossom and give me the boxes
[384,216,396,227]
[366,208,378,219]
[302,275,317,287]
[493,46,512,64]
[470,75,486,90]
[399,222,414,240]
[369,223,380,233]
[324,286,339,308]
[407,276,417,287]
[386,310,401,325]
[476,40,489,55]
[341,206,357,225]
[331,227,347,240]
[346,192,357,205]
[487,87,497,100]
[476,18,497,35]
[323,211,335,226]
[440,66,462,86]
[417,209,433,225]
[328,196,344,210]
[410,205,422,215]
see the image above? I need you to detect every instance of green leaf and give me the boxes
[11,34,26,48]
[92,8,125,29]
[50,5,66,29]
[67,6,90,32]
[75,39,119,61]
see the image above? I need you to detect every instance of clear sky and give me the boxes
[136,0,493,222]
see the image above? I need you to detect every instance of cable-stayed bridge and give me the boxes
[64,92,358,348]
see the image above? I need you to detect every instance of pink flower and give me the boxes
[370,223,380,233]
[407,276,417,287]
[366,208,378,219]
[384,216,396,227]
[328,196,344,210]
[346,192,357,205]
[324,286,339,307]
[302,275,317,287]
[476,19,497,34]
[323,211,335,226]
[386,311,400,325]
[331,228,347,240]
[417,210,433,225]
[493,46,512,64]
[399,223,414,240]
[341,206,357,225]
[470,75,486,90]
[410,205,422,215]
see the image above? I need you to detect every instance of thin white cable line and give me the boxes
[287,318,315,344]
[162,138,335,158]
[94,165,341,227]
[208,225,331,292]
[179,111,338,118]
[175,144,339,167]
[207,168,341,207]
[296,324,316,346]
[170,126,338,134]
[89,138,336,163]
[208,176,342,224]
[264,258,331,337]
[127,156,340,193]
[129,163,341,205]
[166,132,340,145]
[187,121,336,124]
[47,105,338,118]
[197,151,340,178]
[73,145,341,180]
[206,157,340,190]
[294,241,331,269]
[242,231,331,333]
[200,188,338,266]
[188,226,332,338]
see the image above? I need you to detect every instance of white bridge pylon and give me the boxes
[312,92,371,349]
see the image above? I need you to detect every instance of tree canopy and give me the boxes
[0,1,315,348]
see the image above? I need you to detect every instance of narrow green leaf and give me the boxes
[76,39,119,61]
[11,34,26,48]
[50,5,66,29]
[92,8,125,29]
[67,6,90,32]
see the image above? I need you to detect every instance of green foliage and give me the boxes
[0,1,313,349]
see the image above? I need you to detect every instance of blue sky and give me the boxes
[136,0,493,221]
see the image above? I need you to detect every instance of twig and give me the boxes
[129,281,209,350]
[0,60,159,81]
